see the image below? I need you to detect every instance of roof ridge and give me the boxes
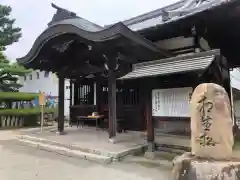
[48,3,102,28]
[121,0,186,26]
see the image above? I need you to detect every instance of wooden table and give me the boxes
[76,115,104,129]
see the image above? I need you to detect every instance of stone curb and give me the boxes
[18,139,112,164]
[156,146,187,155]
[123,156,172,169]
[17,135,146,161]
[19,125,69,133]
[156,142,190,152]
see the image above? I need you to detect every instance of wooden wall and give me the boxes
[70,55,229,135]
[70,79,146,131]
[99,80,146,131]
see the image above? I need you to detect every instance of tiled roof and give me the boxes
[122,0,231,31]
[119,49,220,80]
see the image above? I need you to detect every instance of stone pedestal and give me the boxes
[144,142,155,159]
[144,151,156,159]
[109,138,117,144]
[56,131,66,135]
[172,153,240,180]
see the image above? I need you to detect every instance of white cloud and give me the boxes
[1,0,179,61]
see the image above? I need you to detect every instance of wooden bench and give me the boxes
[70,105,97,126]
[76,115,104,129]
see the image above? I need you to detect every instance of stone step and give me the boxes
[156,142,190,152]
[123,155,172,169]
[17,135,105,156]
[17,135,145,161]
[19,125,67,133]
[156,146,186,155]
[18,139,112,164]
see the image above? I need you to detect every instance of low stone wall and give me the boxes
[0,116,24,128]
[0,115,39,128]
[0,112,57,128]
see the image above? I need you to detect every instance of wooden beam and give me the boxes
[57,74,65,134]
[64,64,104,77]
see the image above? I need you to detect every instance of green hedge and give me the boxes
[1,67,32,75]
[0,92,39,101]
[0,107,57,116]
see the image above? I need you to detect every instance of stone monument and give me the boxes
[172,83,240,180]
[191,83,233,159]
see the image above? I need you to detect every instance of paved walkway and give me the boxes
[0,129,171,180]
[20,126,145,153]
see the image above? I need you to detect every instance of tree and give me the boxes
[0,4,30,92]
[0,52,32,109]
[0,4,21,51]
[0,5,57,128]
[0,52,31,92]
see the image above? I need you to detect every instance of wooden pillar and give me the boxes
[95,80,101,112]
[94,82,97,105]
[106,57,117,140]
[146,89,155,152]
[69,80,74,106]
[57,74,65,134]
[69,80,73,126]
[108,69,117,139]
[221,56,234,125]
[69,80,73,107]
[74,81,78,105]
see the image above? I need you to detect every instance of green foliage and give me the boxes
[0,92,38,101]
[0,52,32,92]
[0,4,43,119]
[0,4,29,92]
[0,107,57,116]
[0,4,21,51]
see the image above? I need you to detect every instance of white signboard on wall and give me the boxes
[152,87,192,117]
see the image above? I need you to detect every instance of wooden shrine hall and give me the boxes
[17,3,171,139]
[17,0,240,152]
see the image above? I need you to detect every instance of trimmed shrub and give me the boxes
[0,107,57,116]
[23,115,38,127]
[0,92,39,101]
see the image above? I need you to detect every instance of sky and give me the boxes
[1,0,179,61]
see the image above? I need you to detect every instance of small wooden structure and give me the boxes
[17,0,240,153]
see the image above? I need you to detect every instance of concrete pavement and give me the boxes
[0,129,171,180]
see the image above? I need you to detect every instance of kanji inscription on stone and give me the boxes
[190,83,233,159]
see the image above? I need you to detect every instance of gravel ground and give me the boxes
[0,130,171,180]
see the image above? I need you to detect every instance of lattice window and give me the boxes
[74,83,94,105]
[101,85,139,105]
